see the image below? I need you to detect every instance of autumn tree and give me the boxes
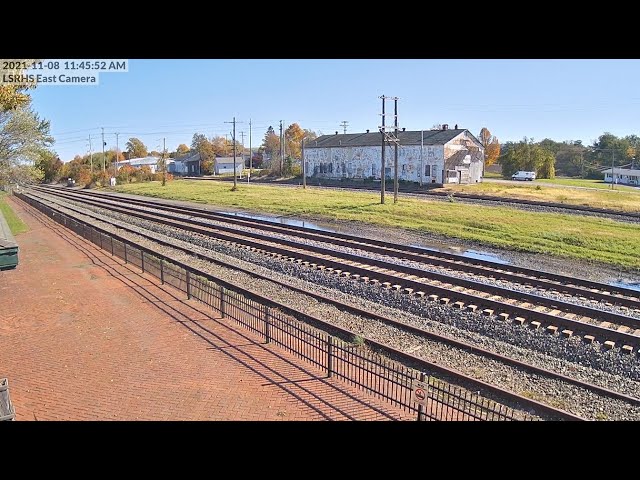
[499,137,555,179]
[176,144,190,155]
[261,126,280,171]
[210,136,231,157]
[0,59,39,112]
[191,133,216,173]
[0,106,53,187]
[35,149,63,183]
[125,137,148,158]
[479,127,501,168]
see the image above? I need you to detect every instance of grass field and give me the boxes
[115,181,640,271]
[442,180,640,212]
[0,192,28,235]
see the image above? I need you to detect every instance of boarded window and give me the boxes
[424,165,431,176]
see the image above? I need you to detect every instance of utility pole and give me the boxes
[378,95,400,204]
[115,132,119,183]
[611,149,615,190]
[224,117,243,188]
[248,118,252,183]
[101,127,106,172]
[393,97,399,204]
[162,137,166,187]
[302,138,306,189]
[340,120,349,134]
[88,134,93,174]
[279,120,283,175]
[380,96,386,204]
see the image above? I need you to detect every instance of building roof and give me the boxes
[216,157,245,164]
[603,168,640,176]
[174,152,201,164]
[308,129,476,148]
[116,156,166,167]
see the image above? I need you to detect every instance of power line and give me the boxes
[340,120,349,134]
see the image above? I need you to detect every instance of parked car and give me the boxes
[511,171,536,181]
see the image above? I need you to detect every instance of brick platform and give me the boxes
[0,197,412,421]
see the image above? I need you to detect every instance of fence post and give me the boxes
[220,286,226,318]
[327,336,334,378]
[417,372,426,422]
[110,236,114,256]
[264,306,271,344]
[186,270,191,299]
[160,259,164,284]
[141,250,145,273]
[124,243,128,263]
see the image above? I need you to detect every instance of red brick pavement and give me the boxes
[0,196,414,421]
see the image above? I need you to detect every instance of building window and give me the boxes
[424,165,431,176]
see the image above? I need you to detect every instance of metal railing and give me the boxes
[19,192,533,421]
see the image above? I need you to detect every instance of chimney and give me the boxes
[335,131,338,135]
[366,129,369,133]
[402,127,406,132]
[442,124,448,130]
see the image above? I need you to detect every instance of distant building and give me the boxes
[169,152,201,176]
[303,126,485,185]
[116,156,168,174]
[603,167,640,186]
[214,157,245,176]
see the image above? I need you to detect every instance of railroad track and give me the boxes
[37,185,640,307]
[20,189,640,411]
[17,190,598,420]
[31,186,640,352]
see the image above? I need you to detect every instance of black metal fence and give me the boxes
[20,193,533,421]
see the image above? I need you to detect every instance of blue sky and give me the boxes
[29,59,640,161]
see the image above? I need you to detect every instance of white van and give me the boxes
[511,171,536,181]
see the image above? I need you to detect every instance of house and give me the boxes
[214,157,245,176]
[169,152,201,176]
[603,167,640,186]
[303,125,485,185]
[115,156,169,174]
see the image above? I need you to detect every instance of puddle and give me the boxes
[221,211,336,232]
[610,281,640,293]
[411,244,511,265]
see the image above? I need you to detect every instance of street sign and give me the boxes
[412,379,429,407]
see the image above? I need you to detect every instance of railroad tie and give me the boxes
[359,276,369,283]
[498,313,509,321]
[370,279,380,285]
[340,272,350,278]
[561,329,573,338]
[382,282,392,289]
[530,321,541,330]
[415,291,426,298]
[351,274,360,280]
[513,317,526,326]
[621,345,634,355]
[466,305,477,312]
[583,335,595,344]
[392,285,402,291]
[603,340,615,350]
[333,269,342,275]
[452,301,465,309]
[439,298,450,305]
[546,325,558,335]
[403,288,414,295]
[428,295,439,302]
[482,309,494,317]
